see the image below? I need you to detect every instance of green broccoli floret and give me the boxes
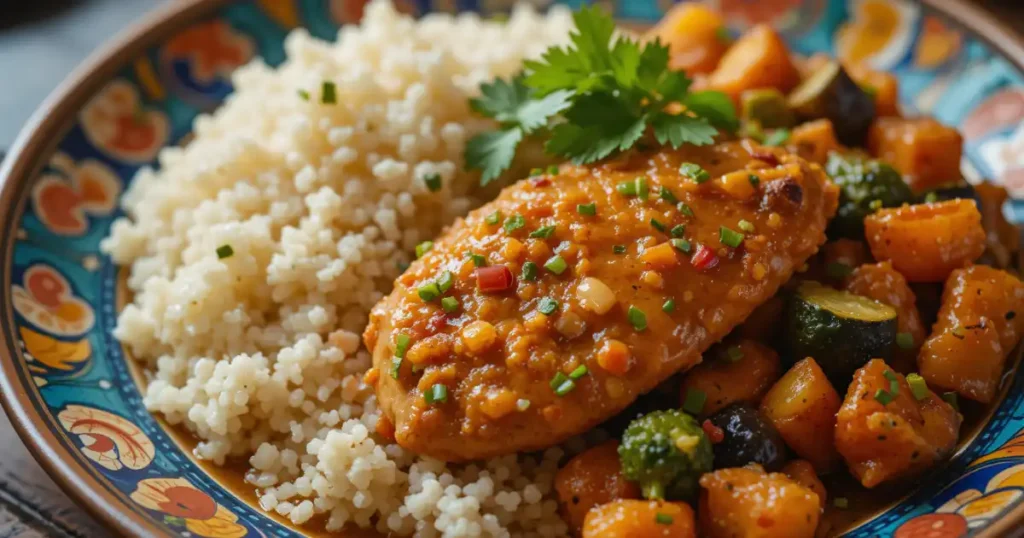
[618,409,713,501]
[826,152,913,238]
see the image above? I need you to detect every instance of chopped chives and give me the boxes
[833,497,849,509]
[389,357,402,379]
[554,379,576,396]
[670,238,692,253]
[529,168,542,177]
[469,252,486,267]
[530,225,556,239]
[516,398,531,411]
[896,332,915,350]
[655,513,674,525]
[738,219,755,233]
[924,192,939,203]
[826,262,853,279]
[659,186,678,203]
[321,81,337,104]
[569,365,588,380]
[616,181,636,196]
[544,255,568,275]
[677,202,694,217]
[726,346,744,362]
[297,89,310,101]
[485,211,502,225]
[503,214,526,233]
[547,165,559,175]
[613,245,626,254]
[907,373,929,401]
[415,241,433,258]
[650,218,666,232]
[719,226,744,248]
[748,174,760,187]
[680,163,710,183]
[538,297,559,315]
[425,383,448,404]
[423,173,442,192]
[763,128,790,146]
[869,199,883,210]
[394,334,411,358]
[635,177,649,200]
[942,391,959,411]
[670,224,686,238]
[521,261,538,281]
[437,270,455,293]
[441,296,460,313]
[216,244,234,259]
[874,389,894,406]
[550,371,569,390]
[662,299,675,313]
[418,282,442,302]
[577,203,597,216]
[627,306,647,332]
[682,388,706,414]
[883,369,900,395]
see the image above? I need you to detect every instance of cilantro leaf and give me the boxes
[470,76,531,124]
[546,93,646,164]
[568,5,617,72]
[516,89,572,133]
[683,91,739,132]
[651,113,718,148]
[466,128,524,186]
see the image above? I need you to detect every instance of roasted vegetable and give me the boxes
[647,2,730,75]
[788,119,839,165]
[847,63,900,117]
[699,466,820,538]
[760,358,842,473]
[619,410,713,501]
[781,460,827,511]
[786,281,898,385]
[678,339,782,415]
[825,152,914,238]
[835,360,961,488]
[846,261,926,367]
[788,60,876,145]
[583,499,696,538]
[863,199,986,282]
[555,440,641,535]
[919,265,1024,403]
[867,117,964,193]
[708,404,787,471]
[708,24,800,100]
[741,89,795,129]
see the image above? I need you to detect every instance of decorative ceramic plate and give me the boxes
[1,0,1023,537]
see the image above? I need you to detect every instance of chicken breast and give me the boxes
[364,140,838,461]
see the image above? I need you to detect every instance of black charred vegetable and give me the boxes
[707,404,787,471]
[826,152,914,238]
[788,60,876,145]
[619,409,713,501]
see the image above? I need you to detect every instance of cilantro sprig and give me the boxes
[466,6,737,185]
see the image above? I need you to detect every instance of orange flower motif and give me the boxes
[131,478,247,538]
[20,326,90,372]
[80,80,169,163]
[717,0,802,27]
[58,405,154,471]
[164,21,253,84]
[913,16,962,70]
[836,0,919,70]
[31,153,120,236]
[12,264,95,336]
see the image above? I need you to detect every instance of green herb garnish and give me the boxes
[670,224,686,238]
[544,255,568,275]
[423,173,442,192]
[719,226,744,248]
[530,225,556,239]
[682,388,706,414]
[763,128,790,146]
[425,384,448,404]
[522,261,538,281]
[627,306,647,331]
[680,162,710,183]
[504,214,526,233]
[415,241,433,258]
[321,81,337,104]
[538,297,559,315]
[577,203,597,216]
[216,244,234,259]
[662,299,675,313]
[907,373,928,401]
[441,297,460,313]
[896,332,915,350]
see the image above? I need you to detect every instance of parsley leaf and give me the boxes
[465,129,523,186]
[547,94,647,164]
[651,114,718,147]
[469,76,531,124]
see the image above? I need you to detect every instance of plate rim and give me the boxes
[0,0,1022,537]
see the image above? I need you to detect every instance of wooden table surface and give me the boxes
[0,1,1021,537]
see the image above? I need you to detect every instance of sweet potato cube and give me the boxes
[760,358,842,473]
[708,25,800,101]
[867,117,963,192]
[647,3,730,75]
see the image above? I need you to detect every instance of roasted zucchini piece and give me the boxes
[787,60,876,146]
[825,152,914,239]
[786,281,898,386]
[741,89,795,129]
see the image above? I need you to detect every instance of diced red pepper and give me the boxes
[702,419,725,444]
[530,177,551,188]
[691,244,720,271]
[476,265,514,292]
[750,150,780,167]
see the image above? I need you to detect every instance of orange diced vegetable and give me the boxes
[556,440,641,535]
[846,261,926,360]
[708,25,800,101]
[782,460,827,512]
[847,64,900,117]
[788,119,840,165]
[867,117,963,192]
[699,466,820,538]
[834,359,961,488]
[919,265,1024,403]
[680,339,782,415]
[583,499,696,538]
[760,358,842,473]
[647,3,730,75]
[863,199,985,283]
[640,242,680,268]
[597,339,632,376]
